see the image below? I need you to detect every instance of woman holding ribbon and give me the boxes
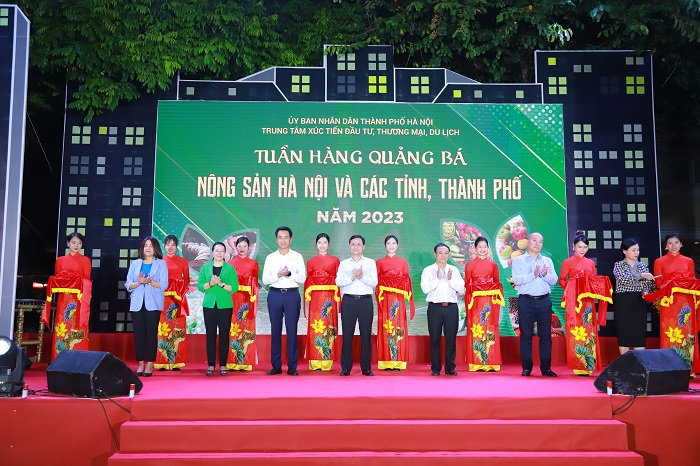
[375,235,415,371]
[559,232,612,375]
[304,233,341,371]
[44,232,93,361]
[646,233,699,370]
[154,235,190,371]
[464,236,504,371]
[227,236,260,371]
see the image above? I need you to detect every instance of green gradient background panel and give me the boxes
[154,101,566,335]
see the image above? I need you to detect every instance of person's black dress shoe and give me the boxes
[267,368,283,375]
[339,369,351,376]
[542,369,558,377]
[445,370,458,376]
[521,369,532,377]
[362,370,374,376]
[431,370,440,376]
[287,369,299,376]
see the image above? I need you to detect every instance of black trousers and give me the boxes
[203,305,233,367]
[427,302,459,373]
[132,305,161,362]
[517,294,553,371]
[340,295,374,372]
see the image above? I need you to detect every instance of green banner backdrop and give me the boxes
[154,101,566,336]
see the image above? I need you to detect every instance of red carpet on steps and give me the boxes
[4,361,700,465]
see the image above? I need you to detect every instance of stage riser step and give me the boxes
[130,397,613,422]
[119,419,629,453]
[109,451,644,466]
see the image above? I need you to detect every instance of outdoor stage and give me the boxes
[3,335,700,465]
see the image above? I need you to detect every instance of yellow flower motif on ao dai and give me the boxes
[383,320,395,334]
[571,326,588,342]
[471,323,485,339]
[665,326,684,344]
[55,322,68,338]
[158,322,171,337]
[311,319,327,334]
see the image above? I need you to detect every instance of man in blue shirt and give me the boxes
[511,232,558,377]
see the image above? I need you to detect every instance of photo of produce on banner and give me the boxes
[441,221,490,268]
[495,215,529,269]
[441,215,529,270]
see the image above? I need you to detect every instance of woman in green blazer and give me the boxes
[198,241,239,375]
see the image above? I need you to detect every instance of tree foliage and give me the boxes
[17,0,700,124]
[19,0,301,120]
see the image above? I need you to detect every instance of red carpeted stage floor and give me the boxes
[2,335,700,465]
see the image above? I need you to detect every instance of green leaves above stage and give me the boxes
[19,0,700,126]
[20,0,294,121]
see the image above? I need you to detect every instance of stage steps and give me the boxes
[109,450,643,465]
[109,418,643,465]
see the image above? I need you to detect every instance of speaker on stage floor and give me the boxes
[47,350,143,398]
[594,348,690,396]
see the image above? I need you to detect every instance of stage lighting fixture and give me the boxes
[0,335,26,397]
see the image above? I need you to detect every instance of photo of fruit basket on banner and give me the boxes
[441,220,491,332]
[493,214,564,338]
[494,214,529,269]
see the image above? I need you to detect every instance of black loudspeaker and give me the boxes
[594,349,690,396]
[47,350,143,398]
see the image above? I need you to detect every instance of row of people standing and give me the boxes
[609,233,698,370]
[272,229,502,377]
[558,232,699,376]
[47,229,698,377]
[123,235,260,377]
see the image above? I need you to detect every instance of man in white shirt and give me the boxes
[420,243,466,376]
[336,235,378,376]
[262,226,306,376]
